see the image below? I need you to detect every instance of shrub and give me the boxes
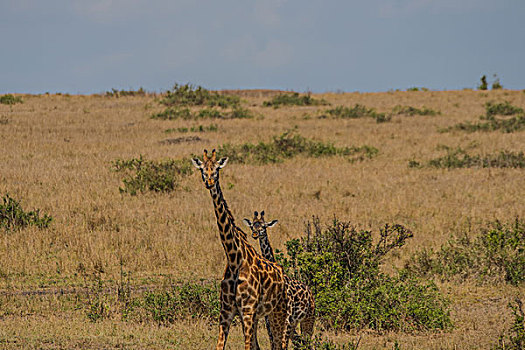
[391,105,440,116]
[444,101,525,133]
[138,282,220,325]
[218,131,378,165]
[426,147,525,169]
[0,94,23,105]
[0,193,53,230]
[404,218,525,285]
[478,75,488,90]
[160,83,239,108]
[492,74,503,90]
[323,104,390,123]
[111,156,193,195]
[105,88,146,97]
[151,107,253,120]
[485,101,523,117]
[263,92,329,108]
[151,107,193,120]
[275,217,451,332]
[165,124,218,133]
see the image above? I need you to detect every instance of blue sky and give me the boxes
[1,0,524,94]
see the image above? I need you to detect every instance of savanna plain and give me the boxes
[0,87,524,349]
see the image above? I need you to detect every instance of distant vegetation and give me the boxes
[151,107,253,120]
[218,131,378,165]
[322,104,390,123]
[391,105,440,116]
[404,218,525,285]
[160,83,240,108]
[165,124,218,133]
[0,94,23,105]
[111,156,193,195]
[152,84,248,122]
[275,217,451,332]
[105,88,147,97]
[320,104,439,123]
[0,193,52,230]
[263,92,329,108]
[443,101,525,133]
[409,146,525,169]
[478,74,503,90]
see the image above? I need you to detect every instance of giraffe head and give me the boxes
[191,149,228,189]
[243,211,278,239]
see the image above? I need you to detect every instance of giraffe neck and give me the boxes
[209,181,246,269]
[258,232,276,262]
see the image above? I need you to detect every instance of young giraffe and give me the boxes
[244,211,316,349]
[192,150,293,350]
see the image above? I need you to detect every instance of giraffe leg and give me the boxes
[216,277,236,350]
[269,314,284,350]
[265,315,274,347]
[216,307,235,350]
[299,316,315,350]
[281,297,295,350]
[241,311,258,350]
[251,319,261,350]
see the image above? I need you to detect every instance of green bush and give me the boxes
[151,107,253,120]
[391,105,440,116]
[165,124,218,133]
[478,75,488,90]
[111,156,193,195]
[160,83,239,108]
[0,94,23,105]
[485,101,523,117]
[218,131,378,165]
[444,101,525,133]
[324,104,391,123]
[426,147,525,169]
[275,217,451,332]
[263,92,329,108]
[151,107,192,120]
[0,193,53,230]
[105,88,146,97]
[404,218,525,285]
[139,282,220,325]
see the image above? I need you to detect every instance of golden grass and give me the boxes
[0,90,524,348]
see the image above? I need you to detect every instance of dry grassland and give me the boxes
[0,89,524,349]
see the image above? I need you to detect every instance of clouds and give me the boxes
[375,0,498,18]
[0,0,524,93]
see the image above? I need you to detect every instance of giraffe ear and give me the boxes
[191,158,203,169]
[217,157,228,169]
[266,219,278,228]
[243,219,252,227]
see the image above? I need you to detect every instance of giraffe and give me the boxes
[244,211,316,349]
[191,149,293,350]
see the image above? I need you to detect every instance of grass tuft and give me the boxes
[425,147,525,169]
[160,83,240,108]
[404,218,525,285]
[0,94,23,105]
[263,92,329,108]
[443,101,525,133]
[0,193,53,230]
[322,104,391,123]
[218,131,378,164]
[111,156,193,195]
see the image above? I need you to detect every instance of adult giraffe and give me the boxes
[192,149,292,350]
